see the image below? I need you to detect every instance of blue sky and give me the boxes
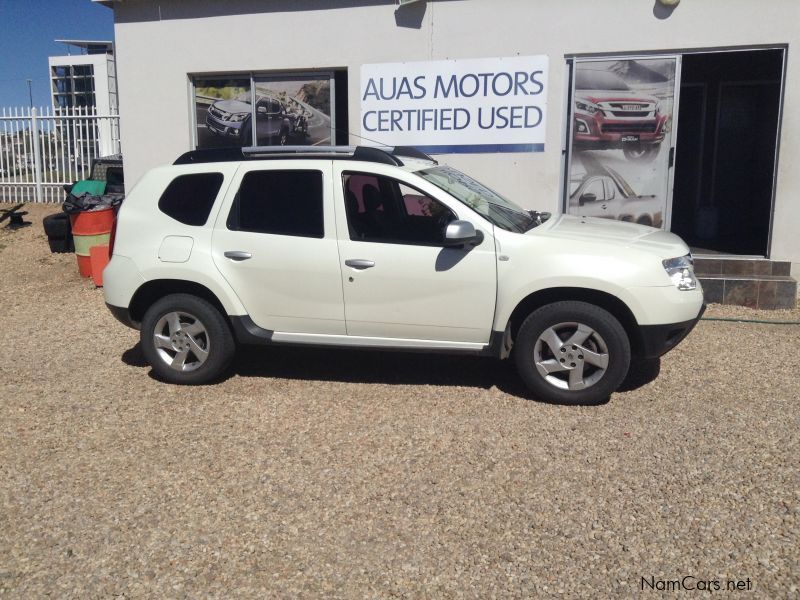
[0,0,114,107]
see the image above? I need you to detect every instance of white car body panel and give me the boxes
[490,214,702,328]
[105,163,248,317]
[332,162,497,343]
[210,160,346,335]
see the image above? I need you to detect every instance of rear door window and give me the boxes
[227,170,324,238]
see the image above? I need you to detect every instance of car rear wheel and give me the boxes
[140,294,235,385]
[514,301,631,405]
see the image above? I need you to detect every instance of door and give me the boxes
[333,165,497,344]
[566,55,681,230]
[211,161,346,334]
[670,49,784,255]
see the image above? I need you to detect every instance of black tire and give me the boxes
[622,144,660,162]
[43,212,71,237]
[140,293,236,385]
[47,236,73,253]
[241,124,251,144]
[513,301,631,405]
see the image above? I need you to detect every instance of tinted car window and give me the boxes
[158,172,224,226]
[575,70,630,91]
[343,172,455,245]
[228,170,323,238]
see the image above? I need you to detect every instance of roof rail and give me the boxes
[242,145,357,156]
[173,145,438,166]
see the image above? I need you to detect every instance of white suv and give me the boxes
[104,146,704,405]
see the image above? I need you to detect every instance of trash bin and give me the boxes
[70,208,115,278]
[62,180,123,279]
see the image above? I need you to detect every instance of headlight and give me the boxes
[654,100,662,114]
[229,112,248,122]
[663,254,697,291]
[575,100,603,115]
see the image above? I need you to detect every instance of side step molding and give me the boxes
[229,316,501,355]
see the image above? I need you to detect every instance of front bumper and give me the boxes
[638,303,706,358]
[574,113,667,146]
[205,115,245,138]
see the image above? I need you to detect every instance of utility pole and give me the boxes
[26,79,33,108]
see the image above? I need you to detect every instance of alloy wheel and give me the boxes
[152,311,210,372]
[533,321,610,391]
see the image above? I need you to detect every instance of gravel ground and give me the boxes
[1,203,798,597]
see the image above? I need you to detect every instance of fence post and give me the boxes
[31,107,44,203]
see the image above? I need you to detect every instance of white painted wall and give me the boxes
[111,0,800,267]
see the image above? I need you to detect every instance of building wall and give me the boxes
[112,0,800,267]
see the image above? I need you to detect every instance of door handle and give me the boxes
[224,250,252,261]
[344,259,375,270]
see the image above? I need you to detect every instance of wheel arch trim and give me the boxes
[128,278,240,325]
[500,286,644,356]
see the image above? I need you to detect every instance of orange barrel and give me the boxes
[70,208,115,278]
[89,245,110,287]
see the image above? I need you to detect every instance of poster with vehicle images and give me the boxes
[568,58,679,230]
[252,77,333,147]
[195,78,251,148]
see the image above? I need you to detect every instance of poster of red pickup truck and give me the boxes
[568,58,677,229]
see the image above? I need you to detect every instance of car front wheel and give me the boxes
[140,294,235,385]
[514,301,631,405]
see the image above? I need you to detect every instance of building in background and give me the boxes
[49,40,118,113]
[48,39,119,157]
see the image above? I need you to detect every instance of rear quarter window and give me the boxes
[158,172,224,226]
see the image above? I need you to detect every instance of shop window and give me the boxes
[192,72,343,150]
[227,170,324,238]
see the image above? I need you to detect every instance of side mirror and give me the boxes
[444,220,483,247]
[257,106,267,114]
[579,192,597,206]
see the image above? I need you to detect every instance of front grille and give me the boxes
[608,103,650,111]
[601,123,657,133]
[608,110,650,118]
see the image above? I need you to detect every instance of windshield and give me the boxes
[417,165,536,233]
[605,167,636,197]
[576,70,630,91]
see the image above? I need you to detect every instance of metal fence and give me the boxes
[0,106,120,203]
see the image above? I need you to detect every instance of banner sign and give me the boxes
[360,56,548,154]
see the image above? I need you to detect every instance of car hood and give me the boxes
[531,214,688,259]
[577,90,659,104]
[212,99,251,114]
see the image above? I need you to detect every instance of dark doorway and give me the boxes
[671,49,783,255]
